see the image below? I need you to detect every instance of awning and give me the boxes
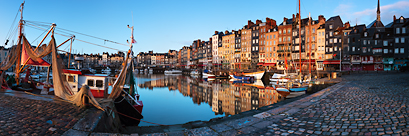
[257,62,264,65]
[323,60,341,64]
[263,63,276,66]
[293,59,316,64]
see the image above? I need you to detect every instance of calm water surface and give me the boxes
[134,74,285,126]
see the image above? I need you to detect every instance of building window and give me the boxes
[384,49,388,54]
[396,28,400,34]
[401,37,405,43]
[364,32,368,37]
[312,28,315,33]
[375,34,379,38]
[396,38,399,43]
[352,47,355,51]
[334,38,338,43]
[401,48,405,53]
[283,30,286,34]
[403,27,406,34]
[395,48,399,54]
[329,25,333,29]
[384,40,388,46]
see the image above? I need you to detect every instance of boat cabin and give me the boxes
[62,69,108,98]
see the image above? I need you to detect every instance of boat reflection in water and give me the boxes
[135,74,286,126]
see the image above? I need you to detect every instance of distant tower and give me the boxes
[376,0,381,21]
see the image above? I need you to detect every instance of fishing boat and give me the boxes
[1,2,144,126]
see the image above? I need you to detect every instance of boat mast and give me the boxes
[308,13,312,75]
[15,2,24,85]
[298,0,302,75]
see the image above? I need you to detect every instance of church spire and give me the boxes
[377,0,381,21]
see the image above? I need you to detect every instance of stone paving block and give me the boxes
[252,121,273,129]
[225,117,261,129]
[267,107,290,115]
[62,129,90,136]
[209,123,233,133]
[185,127,218,136]
[238,126,259,134]
[220,130,238,136]
[166,131,184,136]
[284,108,301,115]
[253,112,271,119]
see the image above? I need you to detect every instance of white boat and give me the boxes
[240,71,265,80]
[190,70,199,76]
[202,73,215,79]
[164,69,182,75]
[102,67,111,75]
[270,73,289,85]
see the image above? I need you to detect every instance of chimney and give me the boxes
[318,15,325,21]
[248,20,254,27]
[393,15,396,21]
[231,30,235,33]
[256,19,262,25]
[292,14,295,19]
[344,22,350,28]
[215,31,218,35]
[209,38,212,42]
[283,17,288,22]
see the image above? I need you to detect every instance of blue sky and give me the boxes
[1,0,408,55]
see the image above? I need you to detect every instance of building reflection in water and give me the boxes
[137,75,284,116]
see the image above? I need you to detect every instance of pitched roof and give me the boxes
[367,20,384,28]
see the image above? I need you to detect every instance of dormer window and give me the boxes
[400,18,404,23]
[364,32,368,37]
[376,34,379,38]
[329,25,333,29]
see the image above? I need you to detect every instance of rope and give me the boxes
[25,20,129,47]
[4,8,20,43]
[106,106,169,126]
[25,24,126,52]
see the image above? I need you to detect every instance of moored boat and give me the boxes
[164,69,182,75]
[229,74,254,81]
[241,71,265,80]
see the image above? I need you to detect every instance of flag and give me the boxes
[132,37,137,43]
[333,53,337,57]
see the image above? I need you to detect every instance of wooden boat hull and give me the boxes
[242,71,265,80]
[114,95,143,126]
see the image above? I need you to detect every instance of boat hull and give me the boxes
[242,71,265,80]
[114,95,143,126]
[289,86,308,92]
[229,75,253,81]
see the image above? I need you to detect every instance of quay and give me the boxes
[0,71,408,135]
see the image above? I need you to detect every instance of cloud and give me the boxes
[335,0,409,25]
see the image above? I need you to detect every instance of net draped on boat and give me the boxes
[50,35,104,110]
[108,51,130,99]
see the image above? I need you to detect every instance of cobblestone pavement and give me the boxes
[129,72,409,136]
[250,72,409,136]
[0,92,86,136]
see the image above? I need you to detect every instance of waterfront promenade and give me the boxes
[130,71,409,136]
[0,71,408,136]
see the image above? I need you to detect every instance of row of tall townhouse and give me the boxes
[136,0,408,71]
